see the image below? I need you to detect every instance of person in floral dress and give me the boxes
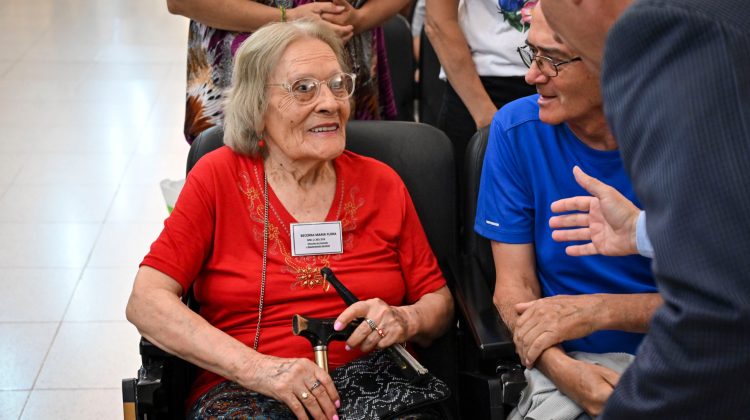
[167,0,404,143]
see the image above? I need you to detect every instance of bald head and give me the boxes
[539,0,634,72]
[530,3,548,32]
[528,3,566,54]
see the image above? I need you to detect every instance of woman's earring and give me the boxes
[258,138,266,148]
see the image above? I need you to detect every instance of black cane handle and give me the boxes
[321,267,359,306]
[320,267,430,383]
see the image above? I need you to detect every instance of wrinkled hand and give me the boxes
[514,295,602,367]
[287,2,354,41]
[549,166,641,257]
[556,359,620,417]
[245,354,339,420]
[334,298,410,352]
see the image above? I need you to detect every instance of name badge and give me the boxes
[290,221,344,256]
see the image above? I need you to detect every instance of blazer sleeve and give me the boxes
[600,1,750,418]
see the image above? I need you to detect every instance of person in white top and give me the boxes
[425,0,536,179]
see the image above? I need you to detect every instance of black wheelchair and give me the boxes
[122,121,523,420]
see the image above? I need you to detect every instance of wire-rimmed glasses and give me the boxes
[267,72,356,104]
[517,45,582,77]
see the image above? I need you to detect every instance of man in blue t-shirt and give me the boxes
[475,5,659,417]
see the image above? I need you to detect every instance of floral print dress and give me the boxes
[498,0,536,32]
[182,0,397,144]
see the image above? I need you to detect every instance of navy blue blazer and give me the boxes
[601,0,750,417]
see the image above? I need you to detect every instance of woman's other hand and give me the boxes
[333,299,411,352]
[288,3,354,42]
[320,0,361,35]
[243,354,340,420]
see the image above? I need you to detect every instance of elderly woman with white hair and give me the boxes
[126,20,453,420]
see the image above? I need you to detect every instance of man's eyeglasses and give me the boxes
[517,45,582,77]
[267,72,356,104]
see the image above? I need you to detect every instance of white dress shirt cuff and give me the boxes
[636,210,654,258]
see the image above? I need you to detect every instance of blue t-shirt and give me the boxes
[474,95,656,355]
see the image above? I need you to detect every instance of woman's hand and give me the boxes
[287,3,354,41]
[333,298,412,352]
[242,354,340,420]
[319,0,362,35]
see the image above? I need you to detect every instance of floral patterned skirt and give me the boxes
[188,381,295,420]
[188,381,446,419]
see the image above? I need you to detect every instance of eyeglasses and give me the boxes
[517,45,582,77]
[267,72,356,104]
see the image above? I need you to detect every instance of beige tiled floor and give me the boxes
[0,0,189,418]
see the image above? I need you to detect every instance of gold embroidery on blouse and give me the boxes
[288,258,332,290]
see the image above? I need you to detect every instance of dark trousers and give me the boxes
[438,76,534,179]
[438,76,535,228]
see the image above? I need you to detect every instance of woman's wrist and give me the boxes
[284,6,296,21]
[392,305,419,342]
[349,9,365,34]
[229,348,264,389]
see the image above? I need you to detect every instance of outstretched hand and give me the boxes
[549,166,640,256]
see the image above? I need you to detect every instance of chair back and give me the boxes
[454,127,525,420]
[383,15,416,121]
[463,127,495,288]
[187,127,224,174]
[346,121,456,264]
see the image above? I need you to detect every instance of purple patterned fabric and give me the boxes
[183,1,397,144]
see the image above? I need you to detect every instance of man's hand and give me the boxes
[555,359,620,417]
[514,294,603,367]
[549,166,640,256]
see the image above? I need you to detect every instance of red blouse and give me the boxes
[141,146,446,407]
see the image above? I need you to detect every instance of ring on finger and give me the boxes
[300,391,309,400]
[310,380,322,391]
[364,318,386,338]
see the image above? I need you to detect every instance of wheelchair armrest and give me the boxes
[140,337,175,358]
[129,337,194,419]
[453,256,527,418]
[453,255,516,360]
